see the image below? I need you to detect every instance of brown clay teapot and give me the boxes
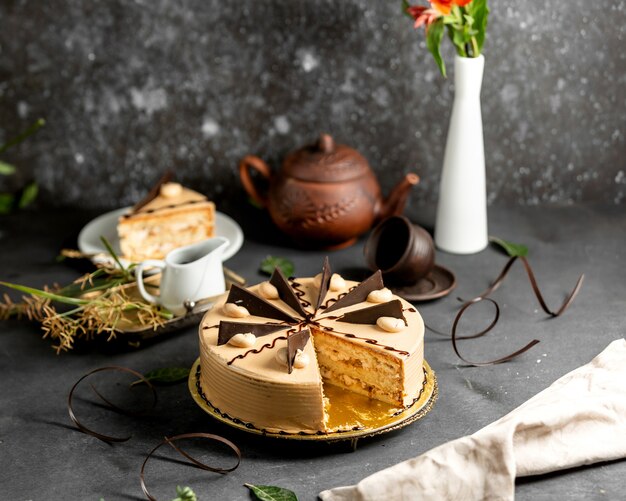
[239,133,419,249]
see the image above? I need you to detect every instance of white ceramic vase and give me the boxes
[434,54,488,254]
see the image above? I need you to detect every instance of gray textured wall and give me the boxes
[0,0,625,213]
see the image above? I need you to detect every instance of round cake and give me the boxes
[198,259,425,433]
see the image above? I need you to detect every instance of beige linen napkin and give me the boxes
[319,338,626,501]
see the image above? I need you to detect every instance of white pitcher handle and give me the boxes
[135,260,166,305]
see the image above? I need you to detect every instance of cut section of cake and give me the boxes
[118,177,215,261]
[198,260,425,433]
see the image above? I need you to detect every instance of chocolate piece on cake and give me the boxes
[217,321,288,346]
[226,284,298,323]
[324,270,384,313]
[287,328,311,374]
[315,256,333,312]
[337,299,406,325]
[269,268,308,318]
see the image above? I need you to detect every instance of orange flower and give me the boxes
[407,0,474,28]
[432,0,473,16]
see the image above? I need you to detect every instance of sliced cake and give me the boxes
[198,260,425,433]
[118,177,215,262]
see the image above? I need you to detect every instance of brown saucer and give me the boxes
[387,264,456,302]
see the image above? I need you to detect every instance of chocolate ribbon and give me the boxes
[68,367,242,500]
[140,433,241,501]
[67,366,157,443]
[427,256,584,366]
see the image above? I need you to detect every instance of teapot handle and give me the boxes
[239,155,271,208]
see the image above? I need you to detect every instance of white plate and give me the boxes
[78,207,244,266]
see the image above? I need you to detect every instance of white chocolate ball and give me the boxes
[160,182,183,198]
[275,347,309,369]
[223,302,250,318]
[376,316,406,333]
[227,333,256,348]
[329,273,346,292]
[259,281,279,299]
[367,288,393,303]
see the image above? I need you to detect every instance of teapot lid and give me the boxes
[282,134,371,182]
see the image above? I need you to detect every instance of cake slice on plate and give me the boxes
[118,174,215,262]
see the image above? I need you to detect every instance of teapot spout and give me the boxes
[378,173,419,221]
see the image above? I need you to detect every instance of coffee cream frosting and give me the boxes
[198,264,425,433]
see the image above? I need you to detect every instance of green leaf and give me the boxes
[489,236,529,258]
[0,161,16,175]
[18,181,38,209]
[259,256,295,277]
[447,23,470,56]
[467,0,489,54]
[131,367,191,387]
[426,18,446,78]
[401,0,412,19]
[172,485,197,501]
[0,193,15,214]
[244,484,298,501]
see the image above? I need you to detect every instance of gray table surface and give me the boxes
[1,204,625,501]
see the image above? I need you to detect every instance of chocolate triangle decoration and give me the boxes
[226,284,297,323]
[315,256,333,312]
[287,328,310,374]
[217,321,287,346]
[337,299,406,325]
[132,170,173,212]
[269,267,308,318]
[325,270,385,313]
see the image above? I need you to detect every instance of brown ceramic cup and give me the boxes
[364,215,435,285]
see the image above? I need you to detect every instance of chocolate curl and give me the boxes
[67,366,157,444]
[473,256,585,317]
[426,256,584,366]
[451,297,540,366]
[140,433,241,501]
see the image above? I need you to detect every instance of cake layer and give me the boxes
[199,314,327,432]
[119,206,214,261]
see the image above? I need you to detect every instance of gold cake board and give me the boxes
[188,358,437,448]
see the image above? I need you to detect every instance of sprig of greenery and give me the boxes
[259,256,295,277]
[0,236,172,352]
[173,485,197,501]
[0,118,45,155]
[0,118,45,214]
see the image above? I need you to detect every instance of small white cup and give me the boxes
[135,237,229,315]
